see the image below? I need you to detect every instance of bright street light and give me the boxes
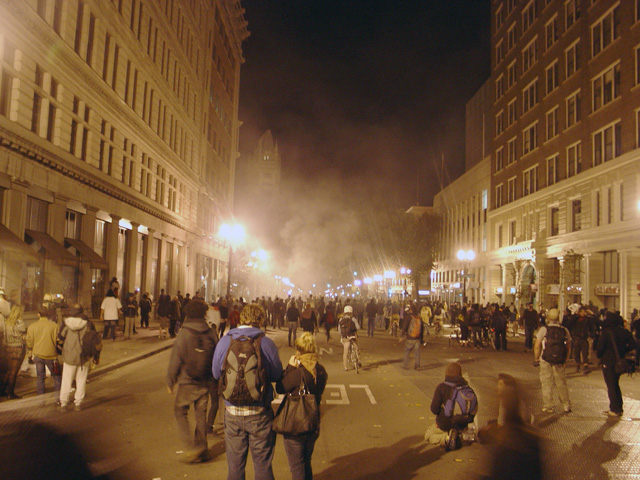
[457,249,475,261]
[384,270,396,279]
[219,222,246,297]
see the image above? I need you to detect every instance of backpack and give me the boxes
[184,327,216,381]
[81,328,102,363]
[542,325,568,365]
[407,315,421,339]
[219,334,267,405]
[435,307,443,315]
[470,311,482,327]
[340,317,355,337]
[443,382,478,419]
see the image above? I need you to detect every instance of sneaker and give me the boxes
[58,404,68,412]
[74,404,82,411]
[603,410,622,417]
[563,407,571,414]
[541,408,553,414]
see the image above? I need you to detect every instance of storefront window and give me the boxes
[91,269,105,317]
[62,265,78,304]
[21,263,44,312]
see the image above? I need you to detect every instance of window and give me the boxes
[498,224,504,248]
[507,177,516,203]
[509,220,517,245]
[547,154,559,186]
[522,0,537,32]
[566,40,580,78]
[496,40,504,64]
[507,23,517,51]
[507,99,516,126]
[603,251,618,283]
[523,122,538,155]
[550,207,559,236]
[522,38,537,72]
[496,74,504,100]
[495,5,505,31]
[523,80,538,113]
[636,109,640,147]
[607,187,613,224]
[593,121,621,166]
[595,191,601,226]
[65,210,81,239]
[592,63,620,112]
[496,110,504,136]
[571,199,582,231]
[507,60,516,89]
[495,147,504,172]
[567,142,582,177]
[546,61,559,95]
[592,5,620,57]
[523,166,538,196]
[566,90,581,127]
[26,197,48,232]
[507,137,517,165]
[495,184,504,209]
[565,0,580,30]
[546,16,558,49]
[546,107,559,140]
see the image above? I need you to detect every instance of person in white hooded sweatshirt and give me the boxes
[57,306,101,411]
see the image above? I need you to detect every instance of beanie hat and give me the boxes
[445,362,462,377]
[547,308,559,322]
[183,298,208,319]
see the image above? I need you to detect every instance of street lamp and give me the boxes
[456,249,476,305]
[219,223,245,297]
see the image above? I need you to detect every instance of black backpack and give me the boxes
[81,326,102,363]
[470,311,482,327]
[542,325,568,365]
[183,327,216,381]
[219,334,267,405]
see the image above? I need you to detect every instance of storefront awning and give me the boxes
[25,230,77,266]
[0,223,43,262]
[65,237,108,269]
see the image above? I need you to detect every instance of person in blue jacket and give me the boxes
[212,303,282,480]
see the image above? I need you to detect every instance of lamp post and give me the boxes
[457,249,476,305]
[219,223,245,298]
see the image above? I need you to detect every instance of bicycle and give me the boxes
[449,327,462,347]
[347,336,361,373]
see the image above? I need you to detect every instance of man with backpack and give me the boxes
[167,298,218,463]
[212,303,283,480]
[533,308,572,414]
[401,304,422,370]
[424,362,478,450]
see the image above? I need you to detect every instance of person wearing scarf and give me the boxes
[276,332,328,480]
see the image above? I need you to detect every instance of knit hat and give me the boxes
[547,308,559,322]
[445,362,462,377]
[183,298,208,319]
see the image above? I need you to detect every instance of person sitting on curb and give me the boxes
[424,362,478,450]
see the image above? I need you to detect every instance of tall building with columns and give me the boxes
[433,0,640,319]
[0,0,248,315]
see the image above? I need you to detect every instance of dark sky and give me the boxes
[238,0,491,208]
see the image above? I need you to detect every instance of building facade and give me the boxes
[435,0,640,319]
[0,0,248,315]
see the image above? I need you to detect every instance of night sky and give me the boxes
[238,0,491,208]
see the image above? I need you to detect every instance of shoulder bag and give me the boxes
[610,330,635,376]
[272,368,320,436]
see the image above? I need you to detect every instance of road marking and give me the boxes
[325,384,349,404]
[349,384,378,404]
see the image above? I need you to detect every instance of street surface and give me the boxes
[2,326,640,479]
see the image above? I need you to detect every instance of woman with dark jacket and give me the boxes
[596,311,636,417]
[299,304,317,333]
[276,332,328,480]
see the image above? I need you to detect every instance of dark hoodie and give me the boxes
[431,375,471,431]
[596,314,635,367]
[166,317,217,388]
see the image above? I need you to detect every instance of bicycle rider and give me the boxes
[339,305,361,371]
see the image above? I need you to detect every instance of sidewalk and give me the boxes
[0,319,174,408]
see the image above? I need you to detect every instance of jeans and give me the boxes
[102,320,117,340]
[224,408,276,480]
[60,362,89,407]
[208,379,220,428]
[404,338,420,369]
[34,356,61,395]
[367,316,375,337]
[494,329,507,350]
[524,326,535,350]
[288,322,298,346]
[602,364,623,414]
[573,338,589,365]
[283,433,319,480]
[174,383,209,452]
[539,360,570,411]
[341,337,359,369]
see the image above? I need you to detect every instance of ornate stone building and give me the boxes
[0,0,248,315]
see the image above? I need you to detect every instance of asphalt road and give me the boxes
[3,326,640,479]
